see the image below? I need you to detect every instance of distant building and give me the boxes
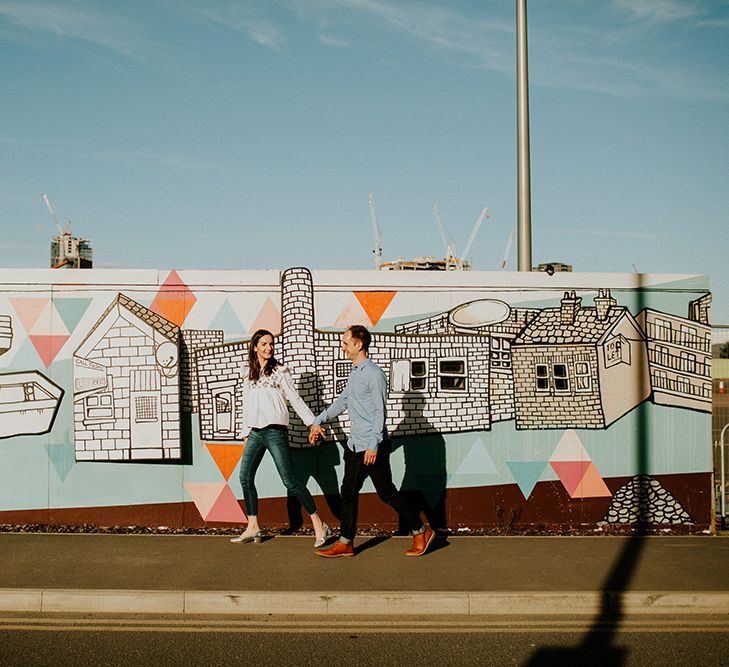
[51,233,93,269]
[534,262,572,273]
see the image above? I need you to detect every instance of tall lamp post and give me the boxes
[516,0,532,271]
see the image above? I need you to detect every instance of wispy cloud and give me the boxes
[0,0,153,58]
[187,3,285,50]
[613,0,704,23]
[317,33,348,48]
[292,0,514,73]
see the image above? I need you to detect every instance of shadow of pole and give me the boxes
[525,278,650,666]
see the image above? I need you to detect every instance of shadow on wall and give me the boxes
[286,371,342,531]
[524,278,651,667]
[391,394,448,534]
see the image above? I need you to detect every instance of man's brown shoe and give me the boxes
[316,540,354,558]
[405,526,435,557]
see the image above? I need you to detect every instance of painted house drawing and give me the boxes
[0,370,64,439]
[73,293,182,461]
[511,290,651,429]
[636,294,712,412]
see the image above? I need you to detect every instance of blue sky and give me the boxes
[2,0,728,320]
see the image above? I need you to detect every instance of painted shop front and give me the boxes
[0,267,713,532]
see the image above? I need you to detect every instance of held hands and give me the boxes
[308,424,326,445]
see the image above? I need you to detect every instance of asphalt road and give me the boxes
[1,614,728,667]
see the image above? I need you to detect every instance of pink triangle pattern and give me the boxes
[333,296,371,328]
[205,484,247,523]
[184,482,227,519]
[10,298,49,334]
[29,334,71,367]
[249,296,282,335]
[550,461,593,497]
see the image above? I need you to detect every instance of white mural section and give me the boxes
[73,293,181,461]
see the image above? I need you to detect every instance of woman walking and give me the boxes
[231,329,330,547]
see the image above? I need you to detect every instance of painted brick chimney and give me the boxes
[594,288,617,321]
[560,291,581,325]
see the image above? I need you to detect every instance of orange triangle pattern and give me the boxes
[10,298,49,334]
[353,291,397,327]
[205,443,245,481]
[206,484,247,523]
[150,270,197,326]
[29,334,70,367]
[573,463,612,498]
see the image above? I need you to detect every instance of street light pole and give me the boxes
[516,0,532,271]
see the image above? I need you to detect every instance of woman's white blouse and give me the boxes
[241,365,315,437]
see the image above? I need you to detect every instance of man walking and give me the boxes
[310,325,435,558]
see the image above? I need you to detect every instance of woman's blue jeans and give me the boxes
[239,425,317,516]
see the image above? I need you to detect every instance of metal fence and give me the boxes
[714,430,729,529]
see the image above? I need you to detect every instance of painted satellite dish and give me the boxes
[449,299,510,328]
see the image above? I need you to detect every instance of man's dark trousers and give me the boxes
[339,439,423,541]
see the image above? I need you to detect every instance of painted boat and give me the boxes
[0,371,64,439]
[0,315,11,355]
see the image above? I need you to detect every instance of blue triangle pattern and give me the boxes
[507,461,549,500]
[209,299,246,341]
[53,298,93,334]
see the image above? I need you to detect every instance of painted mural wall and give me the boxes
[0,267,713,531]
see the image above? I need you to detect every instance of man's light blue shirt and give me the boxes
[314,357,388,453]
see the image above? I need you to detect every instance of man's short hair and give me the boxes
[347,325,371,353]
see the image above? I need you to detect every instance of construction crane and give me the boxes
[500,230,515,270]
[41,193,72,237]
[433,204,489,270]
[432,203,458,270]
[460,207,489,270]
[368,192,383,269]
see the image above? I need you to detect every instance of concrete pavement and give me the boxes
[1,532,728,616]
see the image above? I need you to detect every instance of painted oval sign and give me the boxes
[449,299,511,328]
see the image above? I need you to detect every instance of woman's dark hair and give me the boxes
[248,329,280,382]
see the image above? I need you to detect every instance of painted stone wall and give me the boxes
[0,267,713,532]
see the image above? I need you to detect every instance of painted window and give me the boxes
[654,317,673,343]
[654,369,668,388]
[439,358,466,391]
[334,360,351,394]
[574,361,592,391]
[553,364,570,392]
[655,345,670,366]
[679,351,696,373]
[84,392,114,422]
[134,395,158,423]
[490,337,511,369]
[536,364,549,391]
[391,359,428,392]
[680,324,697,346]
[411,360,427,391]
